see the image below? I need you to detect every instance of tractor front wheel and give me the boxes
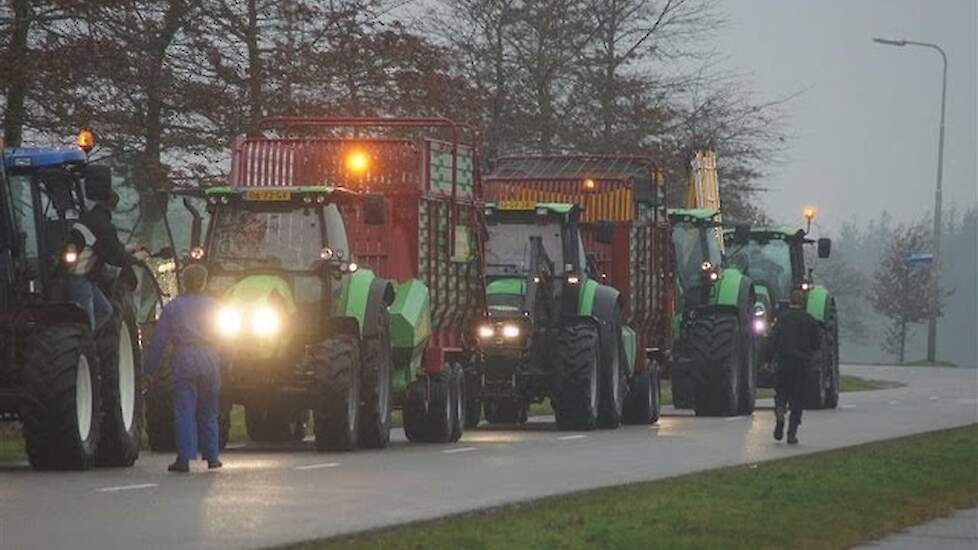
[689,313,742,417]
[552,321,601,431]
[358,307,394,449]
[94,302,144,467]
[623,360,660,425]
[20,323,101,470]
[312,335,361,451]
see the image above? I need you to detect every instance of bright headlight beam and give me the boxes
[216,307,243,337]
[478,325,495,339]
[501,324,520,339]
[251,307,280,336]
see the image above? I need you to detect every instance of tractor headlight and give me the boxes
[320,247,334,261]
[477,324,495,339]
[566,275,580,285]
[250,306,280,336]
[753,318,768,334]
[501,324,521,339]
[216,306,243,336]
[64,243,79,265]
[190,246,205,260]
[800,281,812,291]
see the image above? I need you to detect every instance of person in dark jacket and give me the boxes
[68,190,147,331]
[144,264,222,473]
[770,289,822,444]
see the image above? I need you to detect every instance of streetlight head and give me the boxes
[873,37,907,47]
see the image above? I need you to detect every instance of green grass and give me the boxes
[0,375,907,462]
[280,424,978,550]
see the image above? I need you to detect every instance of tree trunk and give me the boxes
[245,0,263,135]
[3,0,33,146]
[898,320,906,364]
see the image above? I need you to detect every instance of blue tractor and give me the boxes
[0,139,162,469]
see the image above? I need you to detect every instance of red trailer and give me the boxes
[485,155,675,374]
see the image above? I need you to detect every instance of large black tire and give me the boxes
[823,301,840,409]
[552,322,601,431]
[358,307,393,449]
[484,397,527,425]
[463,369,482,429]
[94,301,144,467]
[403,372,454,443]
[145,363,175,452]
[597,322,625,429]
[689,313,742,417]
[245,404,306,443]
[448,364,464,442]
[622,360,660,425]
[670,356,694,409]
[312,335,361,451]
[19,323,101,470]
[737,333,757,416]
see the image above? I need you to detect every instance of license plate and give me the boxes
[498,200,536,210]
[245,190,291,201]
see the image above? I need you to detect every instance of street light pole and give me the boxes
[873,37,947,363]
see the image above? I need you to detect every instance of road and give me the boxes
[0,365,974,550]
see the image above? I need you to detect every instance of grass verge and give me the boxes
[280,424,978,550]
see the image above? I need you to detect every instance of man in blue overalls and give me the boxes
[145,264,222,472]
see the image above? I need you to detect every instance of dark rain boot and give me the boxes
[774,407,786,441]
[168,459,190,473]
[207,459,223,470]
[787,424,799,445]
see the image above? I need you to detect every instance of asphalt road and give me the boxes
[1,365,975,550]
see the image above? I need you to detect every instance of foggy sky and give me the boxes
[716,0,977,231]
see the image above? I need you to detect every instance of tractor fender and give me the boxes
[587,284,637,376]
[335,268,383,338]
[576,279,601,317]
[361,277,395,339]
[713,268,748,310]
[805,284,831,323]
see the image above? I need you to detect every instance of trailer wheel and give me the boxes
[463,369,482,429]
[20,323,101,470]
[312,335,361,451]
[358,307,393,449]
[552,321,600,431]
[448,364,464,442]
[403,372,454,443]
[245,404,306,443]
[95,302,144,466]
[689,312,742,417]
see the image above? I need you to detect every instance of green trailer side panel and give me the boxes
[714,268,746,307]
[806,284,830,322]
[621,325,637,376]
[487,278,526,296]
[577,279,599,317]
[390,279,431,373]
[334,269,377,336]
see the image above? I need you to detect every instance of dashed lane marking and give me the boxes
[840,404,856,409]
[557,435,588,440]
[928,396,939,401]
[725,416,748,421]
[294,462,341,471]
[442,447,479,454]
[888,400,902,405]
[96,483,157,493]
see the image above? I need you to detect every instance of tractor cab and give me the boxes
[667,208,725,310]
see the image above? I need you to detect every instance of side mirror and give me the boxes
[585,253,600,279]
[83,165,112,201]
[732,224,751,245]
[183,198,202,248]
[594,222,614,244]
[817,238,832,258]
[364,198,386,225]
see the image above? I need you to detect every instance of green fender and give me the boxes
[486,278,526,296]
[389,279,431,380]
[713,268,748,308]
[334,268,381,337]
[577,279,600,316]
[621,325,637,377]
[805,284,831,322]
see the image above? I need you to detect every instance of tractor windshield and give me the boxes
[8,175,40,259]
[209,205,329,272]
[486,219,563,275]
[728,239,792,302]
[672,222,722,289]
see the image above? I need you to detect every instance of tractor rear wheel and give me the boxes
[689,312,742,417]
[312,335,361,451]
[463,370,482,429]
[245,404,307,443]
[552,321,600,431]
[20,323,101,470]
[358,307,393,449]
[403,372,454,443]
[95,302,144,466]
[737,334,757,416]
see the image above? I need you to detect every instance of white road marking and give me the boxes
[928,396,939,401]
[557,434,588,441]
[294,462,341,471]
[96,483,157,493]
[840,404,856,409]
[442,446,479,454]
[725,416,747,421]
[888,400,901,405]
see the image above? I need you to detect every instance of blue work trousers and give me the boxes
[66,274,113,332]
[172,352,221,463]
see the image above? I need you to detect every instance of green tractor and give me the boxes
[146,185,431,451]
[1,143,162,469]
[668,208,756,417]
[471,202,651,430]
[725,225,839,409]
